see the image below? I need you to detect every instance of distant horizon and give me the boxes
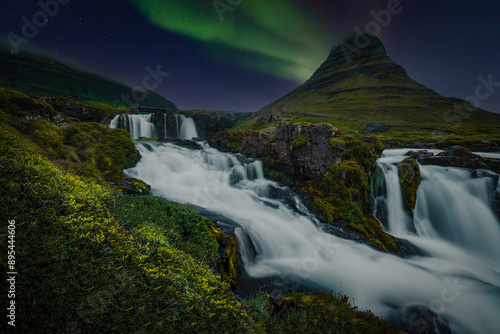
[1,24,500,115]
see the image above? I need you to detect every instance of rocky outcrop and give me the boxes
[398,159,421,215]
[209,124,341,179]
[406,147,500,173]
[40,96,113,124]
[157,137,202,150]
[271,124,341,179]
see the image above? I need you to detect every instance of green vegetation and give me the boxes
[231,140,241,152]
[0,86,404,332]
[0,115,260,333]
[292,133,308,148]
[114,196,218,264]
[398,159,421,214]
[302,137,400,254]
[230,111,500,153]
[0,50,177,109]
[248,291,403,334]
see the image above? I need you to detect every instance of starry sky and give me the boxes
[1,0,499,112]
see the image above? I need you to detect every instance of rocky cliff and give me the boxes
[209,124,341,179]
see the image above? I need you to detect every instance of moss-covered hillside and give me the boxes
[0,49,178,110]
[0,87,403,333]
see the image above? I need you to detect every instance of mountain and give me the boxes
[261,33,500,125]
[0,49,178,110]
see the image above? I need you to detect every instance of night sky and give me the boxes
[1,0,499,113]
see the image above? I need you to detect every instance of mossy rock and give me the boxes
[230,140,240,152]
[329,137,345,150]
[342,139,380,171]
[102,171,151,196]
[94,128,140,172]
[398,158,421,214]
[292,133,307,149]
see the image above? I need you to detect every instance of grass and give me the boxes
[246,291,403,334]
[0,86,407,333]
[0,119,261,333]
[114,196,218,265]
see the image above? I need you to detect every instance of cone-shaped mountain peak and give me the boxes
[260,32,499,125]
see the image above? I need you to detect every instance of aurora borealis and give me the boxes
[1,0,499,112]
[131,0,335,83]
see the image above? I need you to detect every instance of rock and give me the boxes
[471,141,493,152]
[398,159,421,215]
[40,96,110,123]
[157,137,202,150]
[385,139,399,149]
[209,124,341,179]
[417,146,500,172]
[438,146,471,158]
[239,130,271,158]
[270,124,339,179]
[258,113,281,124]
[405,150,434,159]
[102,172,151,196]
[269,295,292,318]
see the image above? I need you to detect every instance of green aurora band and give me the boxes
[130,0,337,82]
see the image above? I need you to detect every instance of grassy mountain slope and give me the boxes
[260,33,500,126]
[0,49,178,110]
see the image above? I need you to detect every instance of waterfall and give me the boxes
[126,144,500,334]
[110,113,199,140]
[373,149,500,258]
[175,114,199,140]
[109,114,157,139]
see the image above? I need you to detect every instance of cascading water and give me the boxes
[110,113,199,140]
[175,114,199,140]
[125,140,500,334]
[110,114,157,139]
[373,149,500,258]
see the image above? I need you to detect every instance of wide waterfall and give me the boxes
[110,113,198,140]
[125,142,500,334]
